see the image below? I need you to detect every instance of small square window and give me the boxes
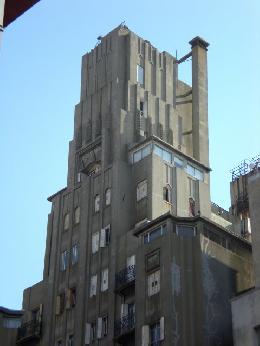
[137,180,147,201]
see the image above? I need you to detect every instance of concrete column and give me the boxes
[189,37,209,166]
[248,171,260,288]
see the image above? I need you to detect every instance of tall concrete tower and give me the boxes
[16,26,253,346]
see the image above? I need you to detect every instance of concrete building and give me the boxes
[231,159,260,346]
[0,306,23,345]
[14,25,254,346]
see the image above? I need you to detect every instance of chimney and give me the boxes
[189,37,209,166]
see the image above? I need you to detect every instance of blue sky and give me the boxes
[0,0,259,309]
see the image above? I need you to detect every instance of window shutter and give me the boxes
[85,323,91,345]
[142,325,149,346]
[55,296,61,315]
[97,317,102,339]
[160,316,165,340]
[100,229,106,247]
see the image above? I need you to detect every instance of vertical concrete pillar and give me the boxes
[248,171,260,288]
[189,37,209,166]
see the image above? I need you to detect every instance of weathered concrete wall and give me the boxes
[232,288,260,346]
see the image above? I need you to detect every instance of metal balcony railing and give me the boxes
[115,265,136,290]
[17,320,41,343]
[114,313,135,338]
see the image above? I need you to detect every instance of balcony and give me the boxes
[115,265,136,295]
[17,320,41,344]
[114,313,135,343]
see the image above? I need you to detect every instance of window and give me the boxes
[90,275,97,297]
[137,180,147,201]
[71,244,79,265]
[74,206,80,224]
[68,287,76,308]
[146,250,160,272]
[56,293,65,315]
[64,213,69,231]
[255,325,260,346]
[100,225,110,247]
[67,335,74,346]
[97,316,108,339]
[150,323,160,346]
[137,64,144,85]
[60,250,69,271]
[154,144,172,164]
[57,340,62,346]
[189,197,195,216]
[176,225,196,237]
[92,232,100,254]
[132,144,152,163]
[2,318,21,329]
[143,224,167,244]
[101,268,109,291]
[148,270,160,296]
[186,164,204,181]
[94,194,100,212]
[188,177,196,199]
[102,316,108,337]
[163,185,171,203]
[91,322,96,342]
[105,188,111,206]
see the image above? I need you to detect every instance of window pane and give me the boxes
[195,168,204,181]
[186,164,195,176]
[133,150,142,163]
[174,156,183,168]
[154,145,163,158]
[137,65,144,85]
[142,144,151,158]
[177,225,196,237]
[149,227,162,242]
[162,149,171,163]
